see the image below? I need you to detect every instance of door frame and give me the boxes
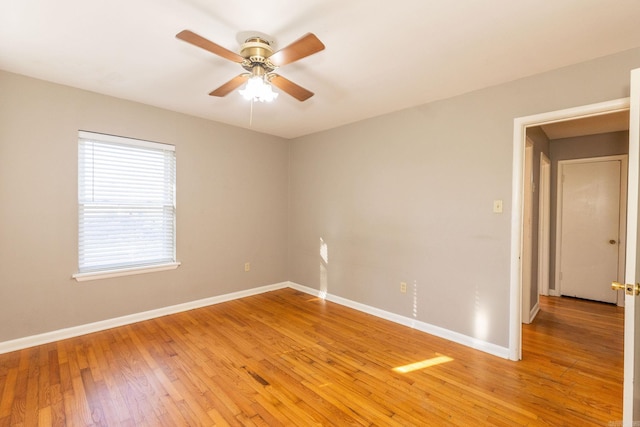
[554,156,628,304]
[509,97,630,361]
[538,152,551,297]
[521,142,534,323]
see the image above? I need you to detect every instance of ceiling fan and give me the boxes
[176,30,325,102]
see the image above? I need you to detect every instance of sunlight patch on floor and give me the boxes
[392,355,454,373]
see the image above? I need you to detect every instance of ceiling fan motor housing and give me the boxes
[240,37,276,74]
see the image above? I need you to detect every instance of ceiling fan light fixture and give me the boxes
[176,30,324,101]
[239,76,279,103]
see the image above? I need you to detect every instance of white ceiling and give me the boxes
[2,1,640,139]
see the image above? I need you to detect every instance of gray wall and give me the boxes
[3,47,640,351]
[0,71,289,342]
[288,48,640,348]
[548,131,630,292]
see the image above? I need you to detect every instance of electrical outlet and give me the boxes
[244,262,250,272]
[400,282,407,293]
[493,199,503,214]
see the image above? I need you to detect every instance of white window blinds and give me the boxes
[78,131,176,274]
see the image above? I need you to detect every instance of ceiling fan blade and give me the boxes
[209,74,250,97]
[176,30,244,63]
[268,33,325,67]
[269,74,314,101]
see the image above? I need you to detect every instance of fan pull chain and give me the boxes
[249,98,254,126]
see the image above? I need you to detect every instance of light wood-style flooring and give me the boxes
[0,288,624,426]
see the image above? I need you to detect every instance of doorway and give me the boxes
[509,98,631,361]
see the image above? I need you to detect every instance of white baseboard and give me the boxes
[0,282,289,355]
[1,281,510,360]
[287,282,510,359]
[529,302,540,323]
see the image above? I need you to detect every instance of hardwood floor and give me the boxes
[0,289,623,426]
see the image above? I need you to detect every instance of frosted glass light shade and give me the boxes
[239,77,279,102]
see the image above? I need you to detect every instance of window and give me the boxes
[74,131,178,281]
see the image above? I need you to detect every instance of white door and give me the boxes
[558,158,623,303]
[623,67,640,426]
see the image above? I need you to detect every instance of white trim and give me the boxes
[521,143,534,324]
[0,281,510,359]
[510,97,630,361]
[529,302,540,323]
[288,282,510,359]
[0,282,289,355]
[538,153,551,297]
[78,130,175,151]
[73,262,182,282]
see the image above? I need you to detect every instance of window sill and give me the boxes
[73,262,181,282]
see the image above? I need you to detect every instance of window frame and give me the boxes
[73,131,180,282]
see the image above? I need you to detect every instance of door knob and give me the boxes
[609,239,617,244]
[611,281,640,296]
